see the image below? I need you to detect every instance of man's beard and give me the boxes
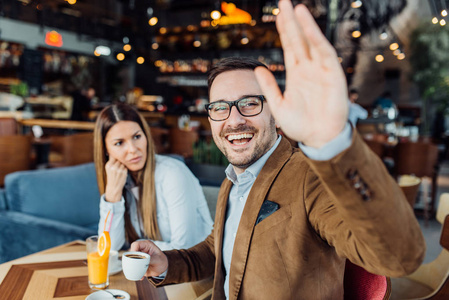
[214,118,277,169]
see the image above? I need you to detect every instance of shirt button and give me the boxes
[239,196,244,202]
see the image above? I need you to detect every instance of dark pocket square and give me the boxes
[256,200,280,225]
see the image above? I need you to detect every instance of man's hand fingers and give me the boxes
[130,241,147,252]
[275,2,297,69]
[254,66,283,117]
[277,0,310,63]
[294,4,338,66]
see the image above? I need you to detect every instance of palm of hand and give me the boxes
[276,61,348,147]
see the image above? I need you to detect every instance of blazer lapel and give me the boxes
[212,179,233,299]
[228,138,294,299]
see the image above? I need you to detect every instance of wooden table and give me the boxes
[0,241,213,300]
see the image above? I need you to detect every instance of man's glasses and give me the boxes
[205,95,265,121]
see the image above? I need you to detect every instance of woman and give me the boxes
[94,103,213,251]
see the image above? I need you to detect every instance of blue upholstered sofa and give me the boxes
[0,163,100,263]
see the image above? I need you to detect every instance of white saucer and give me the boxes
[86,289,130,300]
[108,262,122,275]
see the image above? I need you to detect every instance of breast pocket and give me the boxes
[253,204,292,237]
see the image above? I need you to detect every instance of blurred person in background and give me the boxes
[348,88,368,125]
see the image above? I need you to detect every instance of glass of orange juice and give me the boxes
[86,232,111,289]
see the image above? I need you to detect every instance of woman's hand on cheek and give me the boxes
[104,157,128,203]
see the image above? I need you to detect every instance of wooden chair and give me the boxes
[393,141,439,218]
[0,135,32,186]
[364,139,386,158]
[390,193,449,299]
[0,118,18,136]
[356,123,379,135]
[168,128,199,159]
[48,132,94,167]
[398,175,422,208]
[344,260,391,300]
[150,126,170,154]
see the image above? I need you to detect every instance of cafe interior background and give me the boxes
[1,0,449,281]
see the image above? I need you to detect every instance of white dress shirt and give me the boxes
[98,154,213,251]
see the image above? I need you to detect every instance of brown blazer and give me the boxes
[152,132,425,299]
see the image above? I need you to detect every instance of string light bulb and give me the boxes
[137,57,145,64]
[351,0,362,8]
[440,19,446,26]
[211,10,221,20]
[442,10,448,17]
[116,53,125,61]
[389,42,399,50]
[149,17,158,26]
[375,54,384,62]
[352,30,361,38]
[193,35,201,47]
[432,17,439,24]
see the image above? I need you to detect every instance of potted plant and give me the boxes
[409,22,449,135]
[188,138,228,186]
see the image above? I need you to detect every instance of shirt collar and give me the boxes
[225,135,282,185]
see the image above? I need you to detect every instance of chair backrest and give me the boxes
[168,128,199,158]
[437,193,449,225]
[150,126,169,154]
[49,132,94,167]
[364,139,385,158]
[0,135,31,186]
[398,175,422,208]
[344,260,390,300]
[0,118,18,136]
[393,141,439,178]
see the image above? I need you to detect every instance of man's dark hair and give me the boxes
[349,88,358,95]
[207,57,268,96]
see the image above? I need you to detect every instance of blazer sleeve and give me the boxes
[303,130,426,277]
[148,229,216,286]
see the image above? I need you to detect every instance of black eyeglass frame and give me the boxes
[204,95,266,121]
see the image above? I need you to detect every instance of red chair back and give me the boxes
[344,260,391,300]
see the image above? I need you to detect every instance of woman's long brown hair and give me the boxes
[93,103,161,243]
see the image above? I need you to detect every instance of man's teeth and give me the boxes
[227,133,253,141]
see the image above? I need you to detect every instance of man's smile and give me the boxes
[226,133,254,145]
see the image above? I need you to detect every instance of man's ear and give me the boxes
[276,121,281,129]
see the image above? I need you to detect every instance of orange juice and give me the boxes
[87,251,109,285]
[86,232,111,288]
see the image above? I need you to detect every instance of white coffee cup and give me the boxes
[122,251,150,281]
